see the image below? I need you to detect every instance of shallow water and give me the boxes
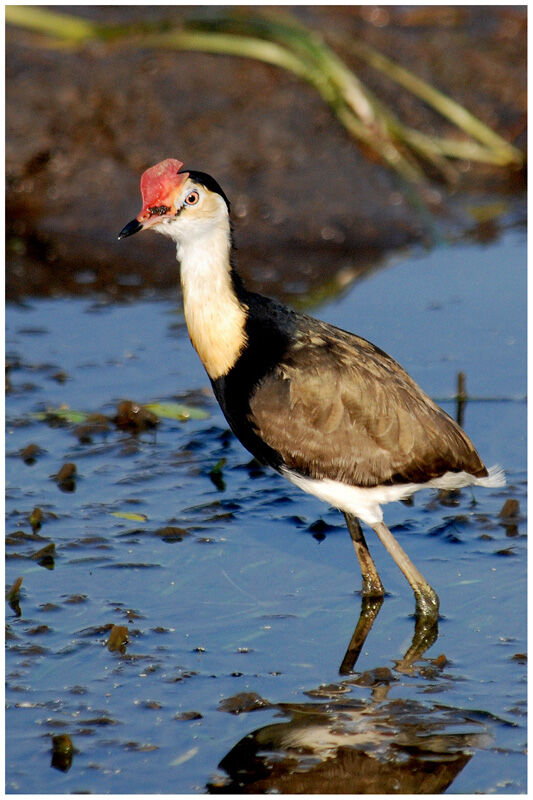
[5,228,526,793]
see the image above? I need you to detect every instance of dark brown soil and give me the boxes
[6,6,526,300]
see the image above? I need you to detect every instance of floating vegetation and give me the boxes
[32,407,91,426]
[114,400,160,433]
[20,443,44,465]
[174,710,203,721]
[30,542,56,569]
[107,624,129,653]
[499,499,520,519]
[6,576,23,602]
[111,511,148,523]
[6,6,523,194]
[218,691,271,715]
[153,526,190,543]
[29,506,44,532]
[144,402,210,422]
[53,462,77,493]
[209,458,227,492]
[51,734,75,773]
[29,400,210,432]
[6,576,23,617]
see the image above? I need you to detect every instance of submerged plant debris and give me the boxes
[5,228,526,794]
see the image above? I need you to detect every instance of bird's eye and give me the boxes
[185,190,200,206]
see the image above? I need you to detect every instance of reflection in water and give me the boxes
[340,595,438,677]
[208,603,489,794]
[209,698,488,794]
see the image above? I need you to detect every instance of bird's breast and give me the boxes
[183,294,248,381]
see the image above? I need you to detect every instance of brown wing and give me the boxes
[248,320,487,487]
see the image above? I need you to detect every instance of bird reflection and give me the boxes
[208,606,488,794]
[340,595,439,676]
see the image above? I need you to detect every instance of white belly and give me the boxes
[282,465,505,526]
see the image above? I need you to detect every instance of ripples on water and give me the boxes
[6,230,526,793]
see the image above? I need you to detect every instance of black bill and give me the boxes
[118,219,143,240]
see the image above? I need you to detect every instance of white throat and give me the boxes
[175,219,247,380]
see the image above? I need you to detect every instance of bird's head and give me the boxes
[118,158,230,244]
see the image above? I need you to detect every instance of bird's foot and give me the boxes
[414,586,440,622]
[361,577,386,599]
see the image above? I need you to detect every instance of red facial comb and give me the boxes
[139,158,186,218]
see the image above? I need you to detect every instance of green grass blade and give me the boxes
[6,5,98,41]
[6,5,523,186]
[348,39,523,166]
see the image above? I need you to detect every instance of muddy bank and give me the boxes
[6,6,526,300]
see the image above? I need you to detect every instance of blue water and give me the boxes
[5,228,526,793]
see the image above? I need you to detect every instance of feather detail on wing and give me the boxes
[247,319,487,488]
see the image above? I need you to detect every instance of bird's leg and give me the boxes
[370,521,439,620]
[344,513,385,598]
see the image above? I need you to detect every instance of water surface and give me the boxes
[5,228,526,793]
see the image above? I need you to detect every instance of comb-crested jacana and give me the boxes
[119,158,504,620]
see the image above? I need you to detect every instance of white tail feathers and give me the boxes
[475,464,506,488]
[283,464,507,527]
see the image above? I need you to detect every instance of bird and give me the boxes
[119,157,504,620]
